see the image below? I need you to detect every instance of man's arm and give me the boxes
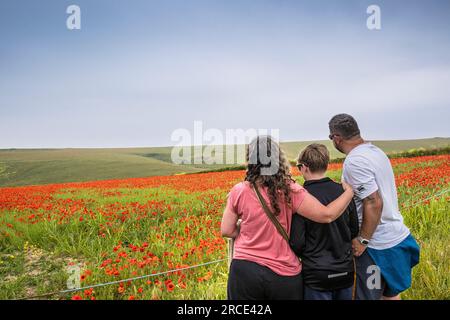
[344,157,383,255]
[353,190,383,256]
[360,190,383,240]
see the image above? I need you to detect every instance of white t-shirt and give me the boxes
[342,143,410,250]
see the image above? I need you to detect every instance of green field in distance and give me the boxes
[0,137,448,187]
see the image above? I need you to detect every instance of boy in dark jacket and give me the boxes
[291,144,359,300]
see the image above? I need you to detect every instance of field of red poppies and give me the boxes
[0,155,449,300]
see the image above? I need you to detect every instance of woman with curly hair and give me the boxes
[221,135,354,300]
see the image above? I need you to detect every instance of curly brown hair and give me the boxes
[245,136,295,215]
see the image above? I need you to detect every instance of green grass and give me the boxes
[0,185,230,300]
[0,148,203,187]
[401,198,450,299]
[1,138,448,187]
[0,244,70,299]
[1,190,447,300]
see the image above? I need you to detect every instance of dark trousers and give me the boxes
[304,285,353,300]
[227,259,303,300]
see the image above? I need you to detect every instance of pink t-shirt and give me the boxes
[227,181,307,276]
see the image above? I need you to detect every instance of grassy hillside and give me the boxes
[0,148,201,187]
[281,137,450,160]
[0,137,448,187]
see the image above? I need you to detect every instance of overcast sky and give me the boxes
[0,0,449,148]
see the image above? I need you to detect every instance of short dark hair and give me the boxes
[328,114,361,139]
[297,144,329,173]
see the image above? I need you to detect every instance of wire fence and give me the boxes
[17,187,449,300]
[18,258,228,300]
[401,187,450,209]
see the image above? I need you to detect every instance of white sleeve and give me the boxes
[343,157,379,200]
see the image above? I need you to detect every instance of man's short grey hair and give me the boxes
[328,114,361,140]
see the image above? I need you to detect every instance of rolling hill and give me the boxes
[0,137,448,187]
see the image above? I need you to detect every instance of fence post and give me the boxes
[227,238,234,269]
[227,219,241,268]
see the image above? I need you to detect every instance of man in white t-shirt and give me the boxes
[328,114,420,300]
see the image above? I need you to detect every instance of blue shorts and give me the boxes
[367,234,420,297]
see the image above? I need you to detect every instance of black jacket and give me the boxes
[290,177,359,291]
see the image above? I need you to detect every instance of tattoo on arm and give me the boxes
[360,191,383,239]
[363,191,381,204]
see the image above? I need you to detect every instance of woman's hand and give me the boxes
[341,180,354,196]
[297,180,355,223]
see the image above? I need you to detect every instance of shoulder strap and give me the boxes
[252,183,290,242]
